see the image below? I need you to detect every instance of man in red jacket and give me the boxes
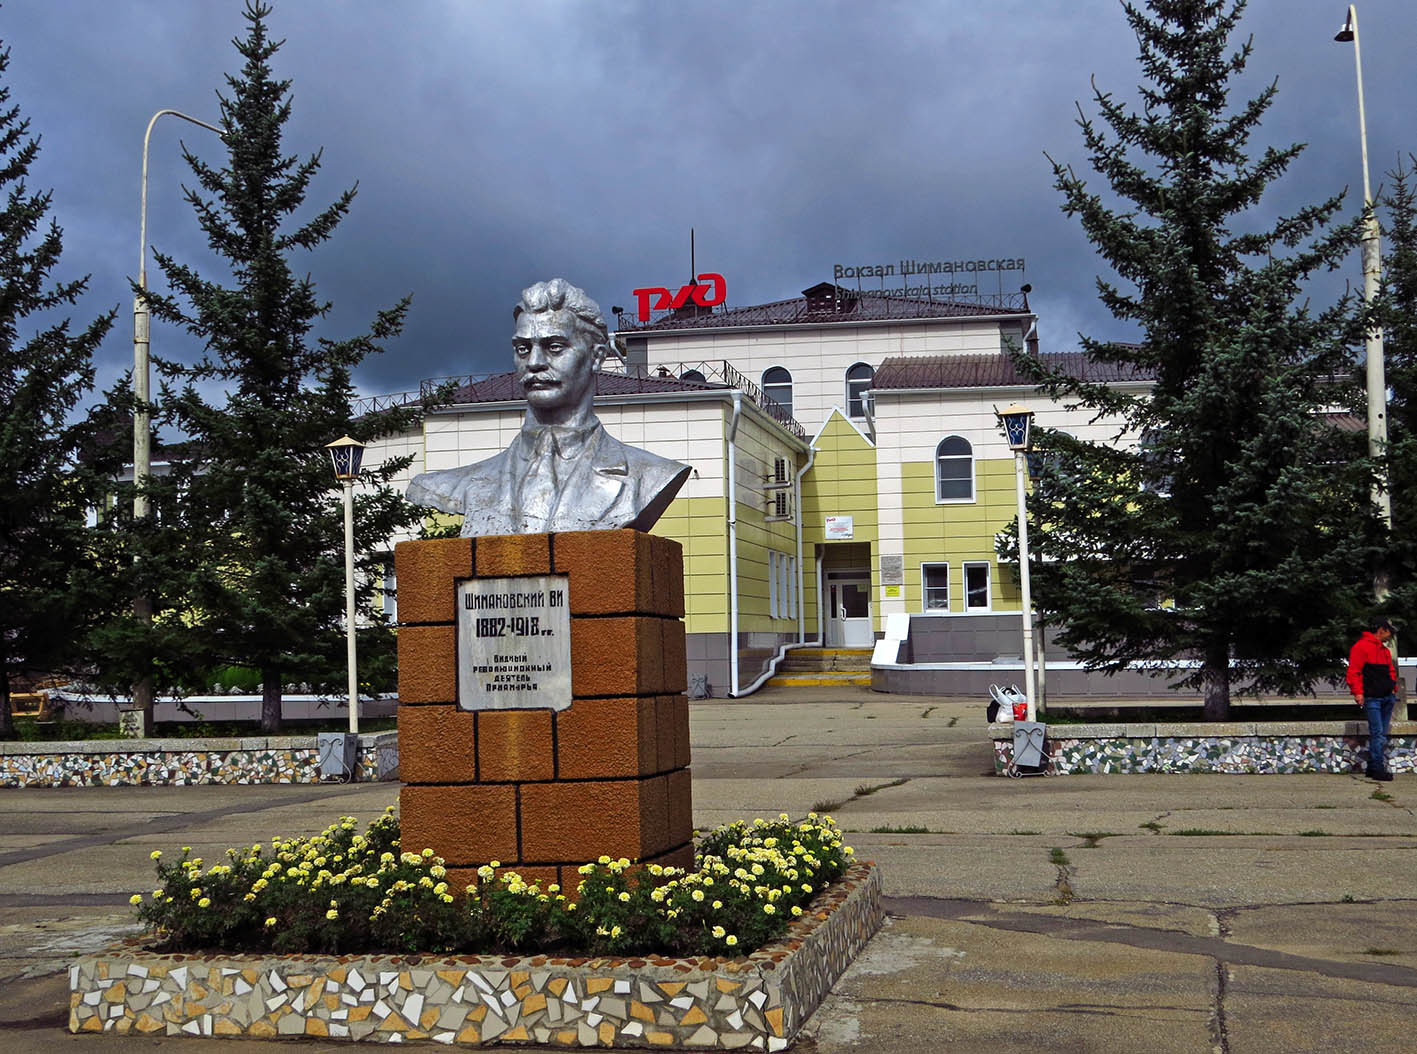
[1347,619,1399,781]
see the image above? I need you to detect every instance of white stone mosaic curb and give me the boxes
[70,862,883,1049]
[989,721,1417,775]
[1,732,399,787]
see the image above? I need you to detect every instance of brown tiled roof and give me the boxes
[620,282,1031,332]
[872,352,1154,391]
[445,370,730,405]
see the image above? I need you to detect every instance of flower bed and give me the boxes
[69,861,881,1048]
[71,811,882,1048]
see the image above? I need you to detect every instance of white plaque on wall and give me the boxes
[880,554,904,586]
[457,575,572,711]
[825,515,854,540]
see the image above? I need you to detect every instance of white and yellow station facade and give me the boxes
[371,281,1141,696]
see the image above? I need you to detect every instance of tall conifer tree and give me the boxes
[1376,160,1417,623]
[0,40,115,736]
[1011,0,1370,719]
[137,1,420,732]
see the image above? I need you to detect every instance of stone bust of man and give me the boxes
[406,278,692,536]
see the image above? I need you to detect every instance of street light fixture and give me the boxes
[1334,5,1393,558]
[999,403,1038,722]
[128,109,224,736]
[326,435,366,737]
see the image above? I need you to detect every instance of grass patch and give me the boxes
[947,715,959,727]
[1371,790,1394,803]
[1311,804,1338,810]
[1298,830,1332,837]
[1342,893,1357,903]
[1009,829,1042,836]
[869,824,933,834]
[1363,948,1402,956]
[1166,829,1240,837]
[1048,848,1071,867]
[811,799,847,814]
[1139,820,1164,832]
[1069,831,1115,849]
[854,778,908,797]
[920,706,937,719]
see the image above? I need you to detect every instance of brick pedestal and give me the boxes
[394,531,693,891]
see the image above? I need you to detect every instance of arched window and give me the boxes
[680,369,707,384]
[935,436,974,502]
[762,366,792,417]
[845,362,874,418]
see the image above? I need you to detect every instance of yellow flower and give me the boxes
[326,908,339,920]
[763,903,776,914]
[198,897,211,908]
[129,894,142,906]
[421,848,435,859]
[152,889,164,899]
[149,850,162,861]
[264,917,277,927]
[712,925,726,939]
[791,905,803,917]
[618,891,631,903]
[691,889,704,902]
[712,900,722,910]
[726,934,738,946]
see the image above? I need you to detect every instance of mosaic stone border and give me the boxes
[0,732,398,787]
[990,721,1417,775]
[69,861,882,1049]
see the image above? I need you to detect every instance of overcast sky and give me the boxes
[3,0,1414,404]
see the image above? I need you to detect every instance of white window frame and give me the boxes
[935,435,975,504]
[769,552,780,619]
[963,561,992,612]
[845,361,874,418]
[920,562,950,613]
[762,365,793,418]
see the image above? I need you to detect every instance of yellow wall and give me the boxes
[901,456,1022,612]
[801,411,881,631]
[652,495,730,634]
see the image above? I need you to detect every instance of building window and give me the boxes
[963,562,991,611]
[921,563,950,611]
[769,552,797,620]
[845,362,873,418]
[935,436,974,502]
[762,366,792,417]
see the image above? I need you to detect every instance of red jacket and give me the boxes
[1346,632,1398,699]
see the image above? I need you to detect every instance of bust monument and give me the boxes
[406,279,692,536]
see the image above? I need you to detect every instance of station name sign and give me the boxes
[457,575,572,711]
[832,257,1026,299]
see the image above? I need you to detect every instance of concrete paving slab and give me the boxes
[1224,903,1417,968]
[1224,963,1417,1053]
[804,913,1217,1053]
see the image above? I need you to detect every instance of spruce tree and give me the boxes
[0,40,116,736]
[1376,159,1417,624]
[134,1,420,732]
[1011,0,1370,720]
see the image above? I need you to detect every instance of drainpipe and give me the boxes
[795,443,816,643]
[726,392,743,697]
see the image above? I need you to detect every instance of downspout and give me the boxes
[727,392,743,697]
[795,443,816,643]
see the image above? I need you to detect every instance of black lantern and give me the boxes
[999,404,1034,452]
[325,435,365,481]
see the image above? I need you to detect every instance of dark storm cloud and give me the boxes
[2,0,1412,402]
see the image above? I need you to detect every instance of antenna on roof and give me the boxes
[690,228,695,285]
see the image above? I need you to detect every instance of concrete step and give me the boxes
[764,671,874,688]
[780,648,874,673]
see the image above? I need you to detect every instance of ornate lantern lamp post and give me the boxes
[326,436,366,736]
[1000,404,1038,721]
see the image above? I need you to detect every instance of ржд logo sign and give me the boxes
[631,273,726,322]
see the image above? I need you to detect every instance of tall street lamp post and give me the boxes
[128,110,223,736]
[1335,6,1393,557]
[1000,404,1037,722]
[326,436,366,736]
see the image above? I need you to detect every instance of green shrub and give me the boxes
[134,809,853,958]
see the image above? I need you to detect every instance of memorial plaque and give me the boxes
[457,575,572,711]
[880,554,904,586]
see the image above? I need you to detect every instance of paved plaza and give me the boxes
[1,687,1414,1051]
